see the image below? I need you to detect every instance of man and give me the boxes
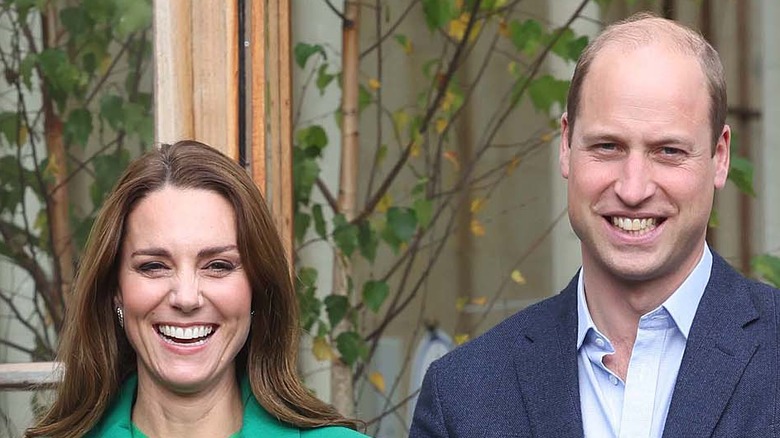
[410,13,780,438]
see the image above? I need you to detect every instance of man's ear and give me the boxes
[559,112,571,179]
[713,124,731,189]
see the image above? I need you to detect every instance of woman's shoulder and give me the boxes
[300,425,370,437]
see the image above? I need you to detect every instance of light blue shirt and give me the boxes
[577,245,712,438]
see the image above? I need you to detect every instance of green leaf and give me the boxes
[296,125,328,155]
[312,204,327,239]
[362,280,389,313]
[19,53,36,90]
[0,112,20,146]
[324,294,349,327]
[64,109,93,147]
[386,207,418,242]
[509,19,543,57]
[752,254,780,288]
[299,266,318,287]
[421,0,456,30]
[294,43,326,68]
[100,95,125,130]
[728,155,755,197]
[37,49,83,104]
[60,6,94,38]
[114,0,152,37]
[90,148,130,207]
[336,331,368,366]
[413,198,433,228]
[358,220,379,262]
[528,75,569,114]
[294,211,311,242]
[394,34,410,51]
[316,64,336,95]
[359,85,373,112]
[332,214,358,257]
[293,150,320,206]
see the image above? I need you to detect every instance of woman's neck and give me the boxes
[132,369,243,438]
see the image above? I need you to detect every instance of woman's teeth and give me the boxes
[157,325,214,343]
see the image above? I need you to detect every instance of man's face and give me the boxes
[559,42,730,290]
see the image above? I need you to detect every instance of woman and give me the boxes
[26,141,366,437]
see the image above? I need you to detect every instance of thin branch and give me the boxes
[352,0,484,225]
[0,338,35,356]
[324,0,349,22]
[364,0,384,202]
[359,0,418,59]
[365,389,421,427]
[0,290,53,357]
[84,36,131,107]
[315,177,340,213]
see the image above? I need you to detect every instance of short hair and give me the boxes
[565,12,727,152]
[27,141,359,437]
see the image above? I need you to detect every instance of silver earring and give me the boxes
[116,307,124,328]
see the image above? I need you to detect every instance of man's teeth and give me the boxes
[157,325,213,340]
[611,217,657,233]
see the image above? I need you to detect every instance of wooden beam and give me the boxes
[153,0,239,159]
[0,362,60,390]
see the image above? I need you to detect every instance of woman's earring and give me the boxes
[116,307,124,328]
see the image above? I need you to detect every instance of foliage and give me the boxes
[0,0,152,360]
[291,0,593,422]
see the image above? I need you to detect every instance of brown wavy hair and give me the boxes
[26,140,359,437]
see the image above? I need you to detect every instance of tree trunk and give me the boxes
[331,0,360,416]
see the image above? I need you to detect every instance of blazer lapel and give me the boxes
[662,254,760,438]
[513,277,584,438]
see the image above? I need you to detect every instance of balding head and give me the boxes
[565,13,726,153]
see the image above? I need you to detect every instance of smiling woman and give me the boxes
[24,141,366,438]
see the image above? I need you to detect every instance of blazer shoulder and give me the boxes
[434,289,574,371]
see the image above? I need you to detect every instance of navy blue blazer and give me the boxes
[410,252,780,437]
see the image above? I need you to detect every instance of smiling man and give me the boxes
[410,13,780,438]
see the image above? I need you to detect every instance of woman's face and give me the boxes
[117,186,252,394]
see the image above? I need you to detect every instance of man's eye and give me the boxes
[661,147,681,155]
[598,143,618,151]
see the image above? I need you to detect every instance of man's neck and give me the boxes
[132,369,243,438]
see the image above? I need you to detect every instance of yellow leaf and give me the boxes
[455,296,468,312]
[369,371,386,393]
[470,198,486,214]
[17,124,28,145]
[410,141,421,158]
[506,156,521,175]
[454,334,470,345]
[499,19,510,38]
[507,61,519,77]
[455,0,464,9]
[448,13,469,41]
[540,132,554,143]
[470,218,485,237]
[368,78,381,91]
[312,337,335,361]
[441,90,456,112]
[377,194,393,213]
[470,296,487,306]
[45,151,60,177]
[443,150,460,171]
[435,117,448,134]
[511,270,526,285]
[393,110,409,132]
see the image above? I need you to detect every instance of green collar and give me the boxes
[86,374,302,438]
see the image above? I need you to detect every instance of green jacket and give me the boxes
[85,375,368,437]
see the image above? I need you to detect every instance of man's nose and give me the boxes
[169,273,202,312]
[613,153,656,206]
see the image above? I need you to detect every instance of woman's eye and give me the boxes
[205,260,235,272]
[138,262,167,273]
